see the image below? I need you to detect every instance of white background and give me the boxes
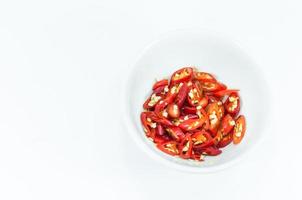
[0,0,301,199]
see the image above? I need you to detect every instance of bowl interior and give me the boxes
[124,30,270,172]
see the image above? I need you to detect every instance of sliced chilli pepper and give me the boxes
[193,81,204,94]
[201,108,210,130]
[199,96,209,108]
[146,111,174,126]
[178,118,206,131]
[196,107,209,130]
[170,67,193,85]
[175,83,189,107]
[224,92,240,116]
[201,131,213,141]
[207,95,221,103]
[157,141,179,156]
[213,130,223,145]
[187,81,204,106]
[149,128,156,139]
[154,100,168,115]
[219,114,235,136]
[167,103,180,118]
[187,88,201,106]
[140,112,151,135]
[191,131,208,146]
[143,97,152,110]
[233,115,246,144]
[179,134,193,159]
[217,133,233,148]
[156,124,165,136]
[141,112,158,139]
[199,146,222,156]
[154,134,171,144]
[219,83,227,90]
[152,79,169,90]
[179,114,199,121]
[206,102,224,136]
[165,126,185,142]
[182,106,197,115]
[217,102,225,119]
[194,71,217,83]
[213,89,239,97]
[143,93,162,110]
[154,117,174,127]
[191,153,203,161]
[154,85,179,115]
[153,85,166,94]
[201,82,222,92]
[193,130,214,149]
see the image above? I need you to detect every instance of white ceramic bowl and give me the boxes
[123,30,271,173]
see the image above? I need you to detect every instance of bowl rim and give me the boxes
[121,29,273,173]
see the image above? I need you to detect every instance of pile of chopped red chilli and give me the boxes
[140,67,246,161]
